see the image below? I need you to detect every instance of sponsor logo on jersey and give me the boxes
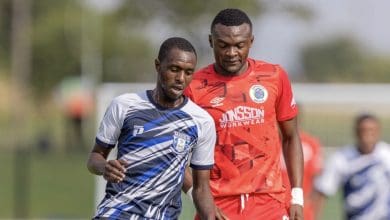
[219,106,265,128]
[173,131,191,153]
[210,96,225,107]
[133,125,144,136]
[249,84,268,103]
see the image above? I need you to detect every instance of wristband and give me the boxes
[290,187,304,206]
[186,186,193,202]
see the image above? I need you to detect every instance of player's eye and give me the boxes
[170,67,179,72]
[237,43,245,49]
[185,70,194,75]
[218,43,227,48]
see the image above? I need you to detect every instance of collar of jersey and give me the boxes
[210,58,253,80]
[146,90,188,111]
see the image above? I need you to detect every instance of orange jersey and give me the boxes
[185,59,298,201]
[281,131,323,220]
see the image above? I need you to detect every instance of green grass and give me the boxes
[0,150,95,219]
[322,191,344,220]
[0,149,342,219]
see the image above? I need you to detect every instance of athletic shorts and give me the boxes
[195,193,289,220]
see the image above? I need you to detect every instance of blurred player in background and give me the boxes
[183,8,304,220]
[281,103,323,220]
[313,113,390,220]
[87,37,216,220]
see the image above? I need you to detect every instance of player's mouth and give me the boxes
[171,85,184,93]
[224,60,240,65]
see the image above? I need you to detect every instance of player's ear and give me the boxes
[208,35,213,48]
[155,58,160,72]
[249,35,254,48]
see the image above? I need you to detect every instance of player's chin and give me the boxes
[223,64,242,74]
[168,89,183,100]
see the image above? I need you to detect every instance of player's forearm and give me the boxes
[193,186,215,220]
[182,166,193,193]
[87,152,107,175]
[192,169,215,220]
[283,136,303,187]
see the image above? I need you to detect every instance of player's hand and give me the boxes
[289,204,303,220]
[103,159,127,183]
[215,205,230,220]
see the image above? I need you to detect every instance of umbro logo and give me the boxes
[210,96,224,107]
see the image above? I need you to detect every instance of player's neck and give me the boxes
[214,61,249,77]
[152,89,183,109]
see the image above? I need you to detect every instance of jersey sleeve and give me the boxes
[95,97,125,148]
[276,66,298,121]
[314,152,344,196]
[190,116,216,170]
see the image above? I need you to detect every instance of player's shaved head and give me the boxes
[211,8,252,33]
[355,113,379,128]
[158,37,197,62]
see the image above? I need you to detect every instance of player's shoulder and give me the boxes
[334,145,361,160]
[111,92,146,106]
[375,141,390,155]
[183,98,214,123]
[249,58,283,72]
[248,58,289,81]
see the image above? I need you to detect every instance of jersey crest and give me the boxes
[249,84,268,103]
[172,131,191,153]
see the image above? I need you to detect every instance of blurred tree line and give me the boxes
[1,0,390,101]
[0,0,263,100]
[300,37,390,82]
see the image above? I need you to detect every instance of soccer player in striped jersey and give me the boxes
[183,8,304,220]
[87,37,216,220]
[313,113,390,220]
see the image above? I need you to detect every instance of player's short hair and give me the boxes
[355,113,379,127]
[211,8,252,33]
[158,37,197,62]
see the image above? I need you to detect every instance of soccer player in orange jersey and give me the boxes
[183,8,304,220]
[281,130,323,220]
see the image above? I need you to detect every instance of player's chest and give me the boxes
[120,110,196,154]
[193,79,279,128]
[194,78,278,111]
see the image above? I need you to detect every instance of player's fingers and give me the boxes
[289,205,303,220]
[215,213,229,220]
[103,170,124,183]
[215,206,229,220]
[105,161,125,181]
[118,159,128,171]
[107,160,126,175]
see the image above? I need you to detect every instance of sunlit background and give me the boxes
[1,0,390,219]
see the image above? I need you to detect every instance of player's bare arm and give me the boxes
[87,144,127,183]
[279,117,304,220]
[183,167,229,220]
[192,169,215,220]
[182,166,193,193]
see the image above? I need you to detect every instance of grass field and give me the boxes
[0,150,95,219]
[0,149,343,219]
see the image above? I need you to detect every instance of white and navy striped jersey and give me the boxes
[314,142,390,220]
[94,90,216,220]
